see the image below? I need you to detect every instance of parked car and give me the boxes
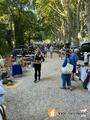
[78,42,90,60]
[12,45,28,57]
[12,45,36,57]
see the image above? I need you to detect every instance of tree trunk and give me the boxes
[14,17,24,47]
[85,0,90,41]
[6,30,13,49]
[28,35,31,46]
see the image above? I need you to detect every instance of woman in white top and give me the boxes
[49,45,54,58]
[80,62,88,82]
[84,52,88,63]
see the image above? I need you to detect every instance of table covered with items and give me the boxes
[12,64,22,77]
[0,54,35,86]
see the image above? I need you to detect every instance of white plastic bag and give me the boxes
[61,63,73,74]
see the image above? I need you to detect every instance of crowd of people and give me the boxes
[32,45,90,92]
[0,43,90,119]
[0,44,54,104]
[61,49,90,91]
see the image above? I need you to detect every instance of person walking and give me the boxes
[44,45,48,58]
[49,45,54,58]
[34,50,45,83]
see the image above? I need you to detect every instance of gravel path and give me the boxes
[5,53,90,120]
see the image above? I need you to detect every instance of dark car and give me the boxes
[12,45,36,57]
[12,45,29,57]
[78,42,90,60]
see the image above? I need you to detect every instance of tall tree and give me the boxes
[85,0,90,41]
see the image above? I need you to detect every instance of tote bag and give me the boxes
[61,63,73,74]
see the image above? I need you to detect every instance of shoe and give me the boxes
[38,78,40,81]
[34,80,37,83]
[71,77,76,81]
[69,87,73,91]
[60,87,66,89]
[37,79,40,82]
[67,86,73,91]
[67,86,70,89]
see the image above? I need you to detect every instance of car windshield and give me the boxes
[81,43,90,52]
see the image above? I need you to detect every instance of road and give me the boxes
[5,53,90,120]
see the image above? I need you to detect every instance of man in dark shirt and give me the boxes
[34,50,44,83]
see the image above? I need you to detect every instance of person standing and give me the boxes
[70,49,78,80]
[84,52,88,63]
[44,46,48,58]
[61,50,72,90]
[34,50,45,83]
[49,45,54,58]
[80,62,88,89]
